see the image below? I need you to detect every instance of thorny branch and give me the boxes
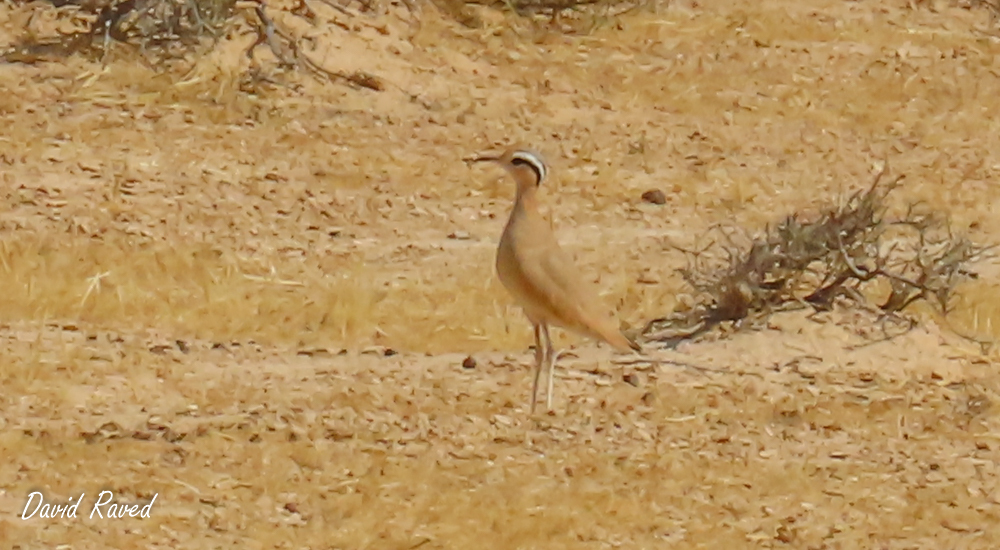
[644,166,994,345]
[245,0,384,90]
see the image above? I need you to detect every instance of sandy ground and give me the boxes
[2,0,1000,547]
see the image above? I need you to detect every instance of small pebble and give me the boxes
[641,189,667,205]
[623,372,641,387]
[462,356,477,369]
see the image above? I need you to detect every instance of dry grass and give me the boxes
[2,0,1000,547]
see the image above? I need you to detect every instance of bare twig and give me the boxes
[245,0,386,91]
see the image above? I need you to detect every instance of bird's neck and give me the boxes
[515,184,540,212]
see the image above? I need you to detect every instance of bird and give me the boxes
[468,146,641,413]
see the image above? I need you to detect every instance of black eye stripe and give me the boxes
[511,153,546,184]
[512,158,543,183]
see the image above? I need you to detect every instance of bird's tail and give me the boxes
[625,334,643,353]
[595,322,642,354]
[572,310,643,354]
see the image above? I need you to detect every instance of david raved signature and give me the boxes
[20,491,158,520]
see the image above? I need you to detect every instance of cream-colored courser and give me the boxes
[469,147,640,413]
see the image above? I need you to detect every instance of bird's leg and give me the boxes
[542,323,556,411]
[531,323,544,414]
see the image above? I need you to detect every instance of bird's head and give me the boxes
[466,146,548,188]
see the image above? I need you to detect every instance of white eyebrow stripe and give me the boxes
[512,150,547,183]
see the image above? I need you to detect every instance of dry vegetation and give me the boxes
[3,0,1000,548]
[645,169,991,343]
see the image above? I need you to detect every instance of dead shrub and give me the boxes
[465,0,646,17]
[2,0,385,90]
[643,167,993,344]
[4,0,234,63]
[2,0,648,87]
[441,0,651,30]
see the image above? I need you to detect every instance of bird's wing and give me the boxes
[513,225,636,352]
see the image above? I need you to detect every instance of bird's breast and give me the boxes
[495,226,519,293]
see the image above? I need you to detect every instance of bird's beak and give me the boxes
[463,153,501,166]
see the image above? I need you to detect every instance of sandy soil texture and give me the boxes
[2,0,1000,547]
